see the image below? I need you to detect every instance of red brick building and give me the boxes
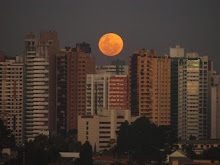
[108,75,129,110]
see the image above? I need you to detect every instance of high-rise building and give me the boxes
[24,31,59,141]
[170,45,185,137]
[210,74,220,139]
[96,59,128,75]
[56,51,68,135]
[209,67,220,139]
[129,49,171,125]
[0,56,24,145]
[86,74,109,115]
[170,46,210,140]
[177,53,209,140]
[56,43,95,134]
[86,74,129,115]
[40,31,60,134]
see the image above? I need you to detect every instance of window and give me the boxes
[48,40,53,45]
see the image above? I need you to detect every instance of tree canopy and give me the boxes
[79,141,93,165]
[115,117,177,164]
[0,119,16,156]
[202,147,220,161]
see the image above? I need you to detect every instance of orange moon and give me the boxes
[98,33,123,56]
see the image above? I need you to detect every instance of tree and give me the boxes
[182,144,198,159]
[115,117,175,164]
[4,132,83,164]
[25,134,61,165]
[79,141,93,165]
[202,147,220,161]
[115,121,132,154]
[0,119,16,158]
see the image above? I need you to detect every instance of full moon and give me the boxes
[98,33,123,56]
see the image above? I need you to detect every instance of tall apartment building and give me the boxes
[96,59,128,75]
[40,31,60,133]
[78,109,138,152]
[56,43,95,134]
[129,49,171,125]
[86,74,129,115]
[209,70,220,139]
[0,56,24,145]
[56,52,68,135]
[169,45,210,140]
[170,45,185,137]
[177,53,209,140]
[86,74,109,115]
[24,31,59,141]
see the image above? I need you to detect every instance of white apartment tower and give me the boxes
[24,33,50,141]
[24,31,59,141]
[0,56,24,145]
[178,53,209,140]
[86,74,110,115]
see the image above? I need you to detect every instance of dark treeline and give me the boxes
[1,118,220,165]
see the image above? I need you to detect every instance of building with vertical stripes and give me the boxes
[129,49,171,125]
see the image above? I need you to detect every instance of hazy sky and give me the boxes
[0,0,219,71]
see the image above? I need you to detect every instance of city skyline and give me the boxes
[0,0,220,164]
[0,32,220,164]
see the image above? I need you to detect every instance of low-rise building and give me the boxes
[78,109,138,152]
[177,140,220,154]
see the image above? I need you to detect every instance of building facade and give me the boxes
[108,75,129,110]
[0,56,24,145]
[129,49,171,125]
[210,73,220,139]
[177,53,209,140]
[170,45,185,137]
[86,74,109,115]
[96,59,128,75]
[56,51,68,135]
[86,74,129,115]
[56,43,96,134]
[177,140,220,155]
[78,109,138,152]
[24,31,59,141]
